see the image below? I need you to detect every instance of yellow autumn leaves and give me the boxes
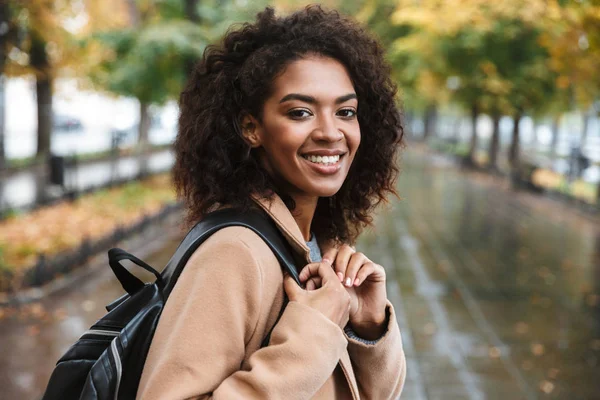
[389,0,600,110]
[0,174,176,273]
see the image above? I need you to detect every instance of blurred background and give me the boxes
[0,0,599,399]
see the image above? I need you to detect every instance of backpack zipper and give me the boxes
[111,337,122,400]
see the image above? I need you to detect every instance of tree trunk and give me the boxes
[0,75,5,172]
[184,0,200,22]
[488,113,501,171]
[138,101,150,177]
[35,77,52,160]
[125,0,150,178]
[0,1,9,171]
[468,104,479,166]
[30,32,53,161]
[509,113,522,170]
[126,0,140,26]
[531,118,539,147]
[139,101,150,148]
[404,110,412,137]
[550,115,560,158]
[422,103,437,141]
[184,0,200,77]
[581,110,590,148]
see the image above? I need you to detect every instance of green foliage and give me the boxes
[386,0,598,128]
[0,208,22,220]
[15,243,37,258]
[0,243,7,271]
[117,181,146,209]
[390,2,558,118]
[88,21,207,104]
[84,0,268,105]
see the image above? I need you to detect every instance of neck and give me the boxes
[289,194,318,242]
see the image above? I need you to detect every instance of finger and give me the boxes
[283,274,302,300]
[305,276,322,291]
[321,247,338,266]
[344,252,369,287]
[299,262,320,282]
[357,263,386,286]
[354,262,376,286]
[333,244,356,282]
[299,261,339,283]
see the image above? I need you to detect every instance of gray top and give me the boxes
[307,233,322,263]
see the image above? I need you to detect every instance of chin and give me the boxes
[311,183,344,198]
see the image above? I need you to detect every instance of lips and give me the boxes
[301,149,346,157]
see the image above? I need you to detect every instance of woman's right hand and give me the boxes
[283,260,351,328]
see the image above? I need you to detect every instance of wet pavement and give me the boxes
[0,218,185,400]
[1,148,599,399]
[359,150,600,399]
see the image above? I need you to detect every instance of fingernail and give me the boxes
[337,272,344,282]
[345,277,352,287]
[354,278,360,286]
[322,257,332,265]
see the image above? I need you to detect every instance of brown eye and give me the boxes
[288,109,312,119]
[337,109,357,118]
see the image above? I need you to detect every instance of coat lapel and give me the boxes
[251,193,359,400]
[339,351,360,400]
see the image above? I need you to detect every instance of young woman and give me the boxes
[137,6,406,399]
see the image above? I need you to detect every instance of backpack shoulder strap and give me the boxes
[160,208,301,299]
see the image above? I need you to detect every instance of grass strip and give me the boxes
[0,174,176,273]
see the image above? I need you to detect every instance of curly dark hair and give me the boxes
[174,5,403,244]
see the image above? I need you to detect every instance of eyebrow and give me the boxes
[279,93,357,105]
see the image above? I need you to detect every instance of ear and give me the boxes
[240,114,262,148]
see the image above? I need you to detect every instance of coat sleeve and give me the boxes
[136,228,348,400]
[345,301,407,400]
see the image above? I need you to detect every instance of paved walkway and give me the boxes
[363,150,599,399]
[0,149,598,399]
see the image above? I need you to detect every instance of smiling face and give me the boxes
[243,55,361,202]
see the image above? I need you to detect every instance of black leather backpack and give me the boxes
[42,208,300,400]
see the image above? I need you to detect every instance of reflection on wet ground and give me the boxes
[0,149,599,399]
[358,150,600,399]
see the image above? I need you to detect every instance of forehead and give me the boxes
[271,56,355,99]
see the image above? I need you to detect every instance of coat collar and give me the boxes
[251,193,339,263]
[251,193,312,262]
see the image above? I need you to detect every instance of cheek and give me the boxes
[349,126,361,156]
[260,121,306,164]
[267,118,306,148]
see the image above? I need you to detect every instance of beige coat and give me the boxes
[137,194,406,399]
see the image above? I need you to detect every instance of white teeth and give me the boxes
[304,154,341,165]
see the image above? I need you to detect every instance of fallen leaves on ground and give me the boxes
[531,342,546,356]
[488,346,501,358]
[0,174,176,273]
[539,380,555,394]
[515,321,529,335]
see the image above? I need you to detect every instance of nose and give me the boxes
[312,114,343,142]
